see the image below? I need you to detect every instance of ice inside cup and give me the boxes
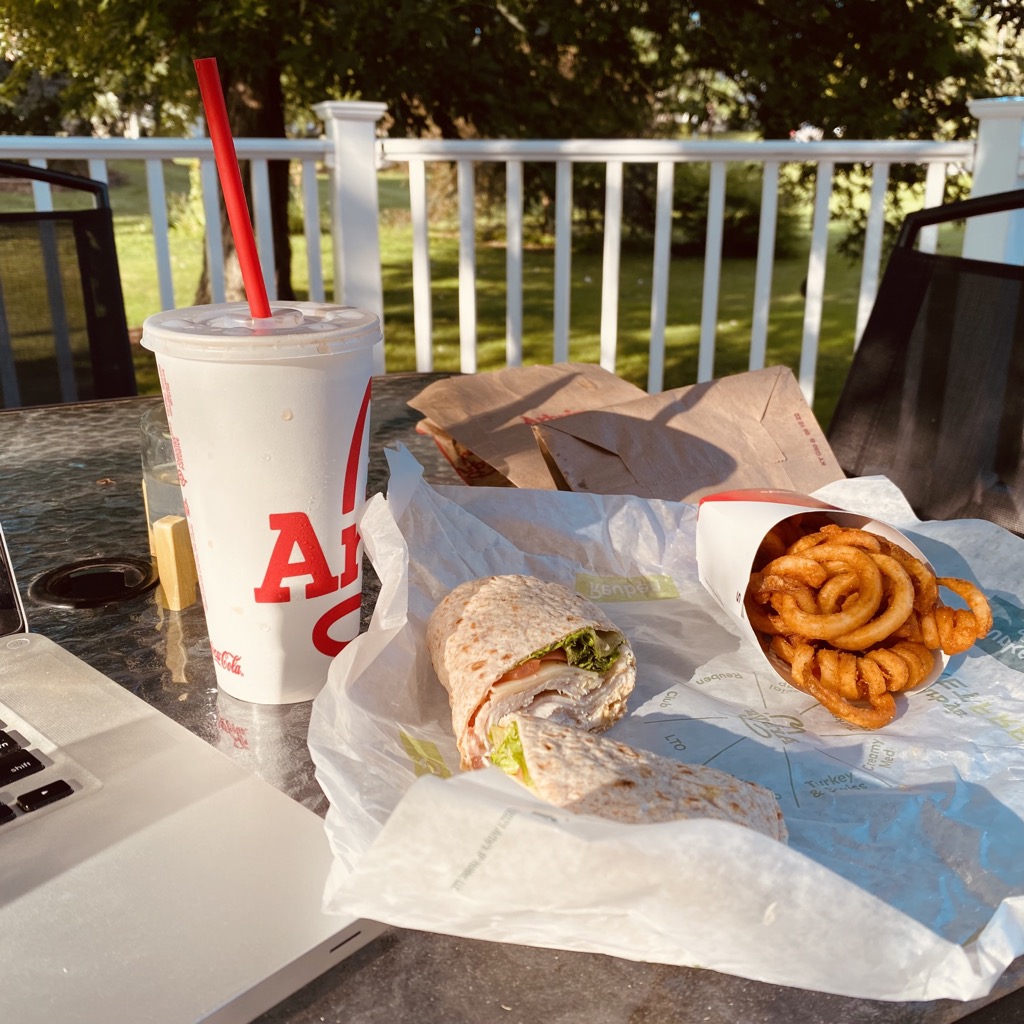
[695,488,946,690]
[141,302,381,704]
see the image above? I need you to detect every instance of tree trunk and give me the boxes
[194,57,294,306]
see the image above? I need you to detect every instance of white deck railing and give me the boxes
[376,135,973,396]
[2,95,1023,403]
[0,134,332,314]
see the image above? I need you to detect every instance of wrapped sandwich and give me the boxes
[426,575,636,769]
[491,714,788,842]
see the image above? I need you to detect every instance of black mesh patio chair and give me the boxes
[0,160,137,408]
[827,188,1024,537]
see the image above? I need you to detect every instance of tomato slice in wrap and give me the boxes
[426,575,636,770]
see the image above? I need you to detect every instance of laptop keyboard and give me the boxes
[0,699,100,830]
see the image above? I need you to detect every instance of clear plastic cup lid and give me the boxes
[141,302,381,361]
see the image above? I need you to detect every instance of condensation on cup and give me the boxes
[141,302,381,704]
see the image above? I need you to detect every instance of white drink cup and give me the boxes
[141,302,380,704]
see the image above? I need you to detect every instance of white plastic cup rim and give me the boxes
[141,301,381,363]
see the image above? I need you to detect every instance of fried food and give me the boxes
[745,520,992,729]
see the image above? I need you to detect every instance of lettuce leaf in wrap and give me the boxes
[522,627,623,674]
[489,718,532,787]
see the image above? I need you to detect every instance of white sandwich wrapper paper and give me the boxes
[309,447,1024,1002]
[695,487,947,689]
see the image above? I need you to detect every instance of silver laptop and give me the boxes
[0,528,383,1023]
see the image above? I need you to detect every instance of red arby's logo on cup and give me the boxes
[251,378,372,658]
[212,645,243,676]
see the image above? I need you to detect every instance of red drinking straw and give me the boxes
[193,57,272,319]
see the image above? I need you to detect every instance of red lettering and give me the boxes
[171,435,188,485]
[520,408,578,426]
[211,646,244,675]
[217,716,249,748]
[342,379,372,514]
[159,367,173,413]
[252,385,370,636]
[254,512,339,603]
[312,593,362,657]
[340,523,360,587]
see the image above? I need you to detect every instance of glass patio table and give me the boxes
[1,372,1022,1024]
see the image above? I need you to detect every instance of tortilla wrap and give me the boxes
[491,714,788,842]
[426,575,636,770]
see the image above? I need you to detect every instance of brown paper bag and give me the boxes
[408,363,646,488]
[532,366,844,502]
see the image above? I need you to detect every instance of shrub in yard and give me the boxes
[518,159,801,259]
[666,162,802,258]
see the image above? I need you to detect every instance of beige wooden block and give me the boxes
[153,515,198,611]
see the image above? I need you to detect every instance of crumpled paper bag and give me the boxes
[532,365,843,501]
[408,362,646,488]
[308,446,1024,1002]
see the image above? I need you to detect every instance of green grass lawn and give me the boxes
[100,160,873,426]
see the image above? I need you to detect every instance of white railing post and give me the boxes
[312,99,388,372]
[965,96,1024,265]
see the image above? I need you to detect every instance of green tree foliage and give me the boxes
[676,2,991,139]
[670,1,1021,257]
[0,61,69,135]
[3,0,1019,151]
[2,0,1020,288]
[330,1,681,140]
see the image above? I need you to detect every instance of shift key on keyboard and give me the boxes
[0,748,44,784]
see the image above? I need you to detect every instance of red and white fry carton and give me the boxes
[695,488,945,688]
